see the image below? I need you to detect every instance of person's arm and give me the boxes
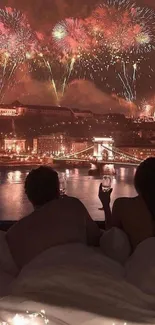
[98,184,122,230]
[76,198,101,246]
[85,213,101,246]
[104,205,112,229]
[98,183,113,229]
[111,199,122,229]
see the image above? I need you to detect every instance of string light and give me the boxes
[1,310,49,325]
[0,312,129,325]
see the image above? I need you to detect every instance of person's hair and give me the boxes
[25,166,60,207]
[134,157,155,220]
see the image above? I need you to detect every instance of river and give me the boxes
[0,166,137,220]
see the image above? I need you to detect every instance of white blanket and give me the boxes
[126,237,155,295]
[0,244,155,325]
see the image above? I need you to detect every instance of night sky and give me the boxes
[0,0,154,26]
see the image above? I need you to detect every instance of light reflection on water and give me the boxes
[0,166,137,220]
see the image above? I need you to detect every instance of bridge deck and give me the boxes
[53,158,139,167]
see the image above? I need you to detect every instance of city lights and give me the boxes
[0,101,154,168]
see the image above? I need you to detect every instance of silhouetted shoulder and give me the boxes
[112,197,140,229]
[57,196,89,213]
[62,196,85,205]
[113,196,136,208]
[62,196,100,246]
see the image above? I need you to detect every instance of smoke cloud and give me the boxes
[3,68,57,106]
[3,76,137,116]
[61,79,136,115]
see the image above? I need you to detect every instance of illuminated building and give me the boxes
[0,101,94,120]
[4,138,26,153]
[72,109,93,119]
[33,134,71,156]
[119,145,155,160]
[25,106,72,118]
[71,141,90,154]
[0,101,26,117]
[13,101,73,119]
[33,139,38,154]
[0,108,17,116]
[33,134,92,157]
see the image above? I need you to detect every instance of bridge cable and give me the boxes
[101,144,142,163]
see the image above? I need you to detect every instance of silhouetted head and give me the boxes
[25,166,60,208]
[134,157,155,219]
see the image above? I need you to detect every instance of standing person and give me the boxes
[98,158,155,250]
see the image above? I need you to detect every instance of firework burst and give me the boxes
[52,18,92,55]
[0,7,38,61]
[85,0,155,101]
[91,0,155,55]
[0,7,40,100]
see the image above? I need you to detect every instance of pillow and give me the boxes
[100,227,131,264]
[0,270,14,296]
[0,230,18,275]
[125,237,155,294]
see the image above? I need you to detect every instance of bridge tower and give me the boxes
[93,137,114,161]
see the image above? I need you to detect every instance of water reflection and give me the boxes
[7,170,22,184]
[0,166,137,221]
[120,167,126,180]
[65,169,70,177]
[0,169,32,220]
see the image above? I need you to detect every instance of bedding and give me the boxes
[2,244,154,325]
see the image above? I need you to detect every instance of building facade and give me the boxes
[33,134,92,157]
[33,134,71,156]
[0,108,17,116]
[0,102,94,120]
[4,138,26,153]
[71,141,91,155]
[119,145,155,160]
[72,109,93,119]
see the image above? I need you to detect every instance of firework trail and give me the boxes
[52,18,93,93]
[44,59,59,102]
[117,61,137,101]
[62,56,76,94]
[132,62,137,99]
[62,77,67,95]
